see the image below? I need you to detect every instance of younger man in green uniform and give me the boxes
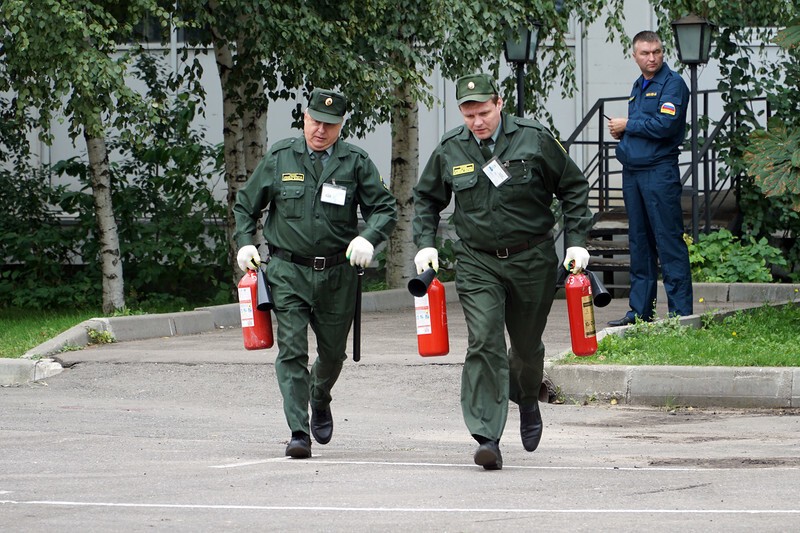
[413,73,592,470]
[234,88,397,458]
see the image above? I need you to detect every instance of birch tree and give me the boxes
[0,0,170,313]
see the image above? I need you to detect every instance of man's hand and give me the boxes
[414,247,439,274]
[346,236,374,268]
[237,245,261,272]
[607,117,627,140]
[564,247,590,274]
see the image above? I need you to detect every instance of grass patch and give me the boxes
[0,308,101,359]
[561,303,800,367]
[0,295,230,359]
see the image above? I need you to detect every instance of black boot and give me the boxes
[520,402,543,452]
[285,432,312,458]
[473,440,503,470]
[311,405,333,445]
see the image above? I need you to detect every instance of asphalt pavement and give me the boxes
[2,282,800,531]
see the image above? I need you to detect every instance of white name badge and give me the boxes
[321,183,347,205]
[482,157,511,187]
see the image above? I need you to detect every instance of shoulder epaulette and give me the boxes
[512,116,544,130]
[270,138,296,154]
[441,125,465,144]
[345,142,369,158]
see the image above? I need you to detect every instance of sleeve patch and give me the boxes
[660,102,677,116]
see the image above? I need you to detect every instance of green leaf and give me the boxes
[774,23,800,50]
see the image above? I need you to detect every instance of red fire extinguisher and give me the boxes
[565,269,598,356]
[407,268,449,357]
[237,268,274,350]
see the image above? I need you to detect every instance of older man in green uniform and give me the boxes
[234,88,397,459]
[413,73,592,470]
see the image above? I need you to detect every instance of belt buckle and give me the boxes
[312,257,327,271]
[496,248,509,259]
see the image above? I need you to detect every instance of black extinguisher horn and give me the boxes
[408,268,437,297]
[256,264,274,311]
[585,270,612,308]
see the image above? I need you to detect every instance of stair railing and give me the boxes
[560,90,769,239]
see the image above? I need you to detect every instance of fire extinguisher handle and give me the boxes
[352,267,364,362]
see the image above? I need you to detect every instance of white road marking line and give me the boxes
[210,458,288,468]
[1,500,799,514]
[210,458,800,472]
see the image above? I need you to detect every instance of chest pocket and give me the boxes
[278,184,306,220]
[322,179,355,224]
[451,173,481,213]
[504,161,532,186]
[500,160,537,201]
[641,93,660,113]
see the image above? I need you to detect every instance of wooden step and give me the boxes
[585,256,630,271]
[586,238,630,255]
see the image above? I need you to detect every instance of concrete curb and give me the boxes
[547,293,800,408]
[4,282,800,403]
[5,286,441,387]
[544,362,800,409]
[0,358,63,387]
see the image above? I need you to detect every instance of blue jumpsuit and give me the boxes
[615,62,693,320]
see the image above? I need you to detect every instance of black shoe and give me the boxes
[285,432,312,458]
[520,402,543,452]
[311,405,333,445]
[473,440,503,470]
[607,315,636,327]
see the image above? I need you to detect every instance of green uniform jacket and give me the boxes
[234,136,397,255]
[413,114,592,250]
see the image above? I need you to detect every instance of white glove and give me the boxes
[237,245,261,272]
[346,236,374,267]
[563,246,590,274]
[414,247,439,274]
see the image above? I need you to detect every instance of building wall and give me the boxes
[26,3,773,206]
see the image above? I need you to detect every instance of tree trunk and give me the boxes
[241,76,267,175]
[385,84,419,289]
[84,131,125,314]
[212,36,247,288]
[241,74,268,254]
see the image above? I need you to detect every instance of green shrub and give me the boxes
[686,229,787,283]
[0,57,229,312]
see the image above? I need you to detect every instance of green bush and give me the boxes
[687,228,787,283]
[0,57,229,312]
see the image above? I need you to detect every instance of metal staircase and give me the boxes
[560,90,768,293]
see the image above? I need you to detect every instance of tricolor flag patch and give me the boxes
[660,102,677,116]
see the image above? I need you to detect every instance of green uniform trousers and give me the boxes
[454,238,558,441]
[266,257,357,435]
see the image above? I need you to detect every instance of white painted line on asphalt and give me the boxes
[210,458,288,468]
[210,458,800,472]
[2,500,800,515]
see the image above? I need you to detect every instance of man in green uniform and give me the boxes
[234,88,397,459]
[413,73,592,470]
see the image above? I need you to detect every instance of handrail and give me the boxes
[560,91,768,241]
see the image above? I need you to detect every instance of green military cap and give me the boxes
[455,73,499,105]
[307,88,347,124]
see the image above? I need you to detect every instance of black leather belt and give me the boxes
[475,232,552,258]
[269,246,347,271]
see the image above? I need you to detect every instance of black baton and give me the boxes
[353,267,364,362]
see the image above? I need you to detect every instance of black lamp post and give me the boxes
[503,19,542,117]
[671,14,714,242]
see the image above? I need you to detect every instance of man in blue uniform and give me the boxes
[607,30,693,326]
